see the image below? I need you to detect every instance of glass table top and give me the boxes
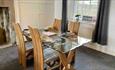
[41,31,91,53]
[23,29,91,53]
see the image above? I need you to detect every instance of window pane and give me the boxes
[74,0,99,22]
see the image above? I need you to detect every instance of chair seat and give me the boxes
[44,48,58,62]
[25,41,33,50]
[25,41,59,65]
[25,42,58,61]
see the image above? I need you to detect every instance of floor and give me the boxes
[0,46,115,70]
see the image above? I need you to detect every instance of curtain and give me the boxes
[61,0,68,33]
[92,0,111,45]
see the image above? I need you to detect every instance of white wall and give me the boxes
[14,0,54,29]
[108,0,115,51]
[54,0,75,20]
[54,0,62,19]
[67,0,75,20]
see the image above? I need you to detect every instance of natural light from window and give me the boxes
[74,0,99,22]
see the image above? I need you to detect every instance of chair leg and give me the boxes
[18,49,22,65]
[21,56,26,70]
[59,61,62,70]
[22,63,26,70]
[62,64,74,70]
[46,65,52,70]
[19,58,22,65]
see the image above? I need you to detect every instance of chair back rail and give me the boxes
[68,21,80,35]
[12,23,26,69]
[29,26,44,70]
[53,19,61,32]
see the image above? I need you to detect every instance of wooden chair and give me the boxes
[58,49,76,70]
[68,21,80,35]
[12,23,33,70]
[29,26,59,70]
[47,19,61,32]
[23,29,32,41]
[53,19,61,32]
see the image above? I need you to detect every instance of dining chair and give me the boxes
[68,21,80,36]
[23,29,32,42]
[53,19,61,32]
[57,49,76,70]
[28,26,59,70]
[12,23,33,70]
[47,18,61,32]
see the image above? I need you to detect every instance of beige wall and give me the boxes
[14,0,54,29]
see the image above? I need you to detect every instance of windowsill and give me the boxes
[0,43,12,49]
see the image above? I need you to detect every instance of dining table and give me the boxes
[23,28,91,69]
[23,29,91,53]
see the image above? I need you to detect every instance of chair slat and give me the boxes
[12,23,26,69]
[29,26,44,70]
[29,26,59,70]
[53,19,61,32]
[68,21,80,35]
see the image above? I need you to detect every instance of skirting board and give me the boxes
[0,43,12,49]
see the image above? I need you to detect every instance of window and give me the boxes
[74,0,99,22]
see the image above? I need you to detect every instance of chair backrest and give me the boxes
[12,23,26,68]
[13,23,26,51]
[29,26,44,70]
[23,29,32,41]
[68,21,80,35]
[53,19,61,32]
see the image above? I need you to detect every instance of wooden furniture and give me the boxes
[23,29,32,41]
[24,26,91,70]
[29,26,59,70]
[29,26,43,70]
[50,36,90,70]
[12,23,33,69]
[47,19,61,32]
[68,21,80,36]
[58,50,75,70]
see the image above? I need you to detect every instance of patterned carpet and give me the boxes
[0,46,115,70]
